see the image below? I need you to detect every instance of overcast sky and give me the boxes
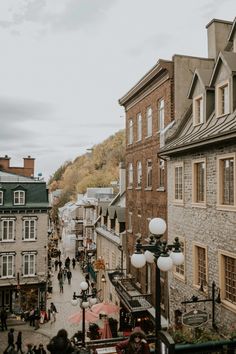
[0,0,235,181]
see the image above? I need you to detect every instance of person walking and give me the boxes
[35,343,46,354]
[1,307,8,331]
[67,269,72,285]
[116,327,151,354]
[4,328,15,353]
[25,343,34,354]
[47,329,74,354]
[29,307,35,327]
[59,277,64,293]
[15,331,23,354]
[54,259,59,271]
[34,307,40,330]
[72,258,76,269]
[50,303,57,323]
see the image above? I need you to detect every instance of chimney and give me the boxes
[23,156,35,177]
[119,161,126,195]
[0,155,10,171]
[206,19,232,59]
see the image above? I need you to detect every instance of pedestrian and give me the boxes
[57,269,63,281]
[29,307,35,327]
[47,328,74,354]
[59,277,64,293]
[54,259,59,271]
[1,307,8,331]
[50,303,57,323]
[58,250,61,260]
[58,260,62,269]
[72,258,76,269]
[25,343,34,354]
[4,328,15,353]
[35,343,46,354]
[15,331,23,354]
[63,267,67,281]
[34,307,40,330]
[116,327,151,354]
[67,269,72,285]
[50,302,58,313]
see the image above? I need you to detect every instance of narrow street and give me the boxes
[0,234,86,352]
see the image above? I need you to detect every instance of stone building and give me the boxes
[0,170,49,314]
[160,18,236,331]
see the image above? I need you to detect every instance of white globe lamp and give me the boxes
[145,250,155,263]
[131,253,146,268]
[80,281,88,291]
[157,255,173,271]
[170,251,184,266]
[149,218,167,235]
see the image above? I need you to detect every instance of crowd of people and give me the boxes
[3,328,47,354]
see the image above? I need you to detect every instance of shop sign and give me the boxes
[182,309,208,327]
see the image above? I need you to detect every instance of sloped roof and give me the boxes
[160,109,236,156]
[116,207,125,223]
[108,206,116,219]
[210,51,236,86]
[188,67,214,99]
[228,17,236,42]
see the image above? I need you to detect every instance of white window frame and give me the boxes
[146,160,152,188]
[137,113,142,141]
[174,163,184,203]
[14,190,25,205]
[0,191,3,205]
[128,119,133,145]
[158,99,164,131]
[1,254,14,278]
[23,219,37,241]
[217,153,236,210]
[137,161,142,187]
[128,163,133,188]
[146,107,152,137]
[158,159,165,189]
[1,218,15,242]
[193,243,208,291]
[193,95,204,125]
[219,250,236,311]
[192,158,206,206]
[216,80,230,117]
[23,253,36,277]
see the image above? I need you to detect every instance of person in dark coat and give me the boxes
[15,331,23,353]
[4,328,15,353]
[35,343,46,354]
[1,307,8,331]
[47,329,74,354]
[116,327,151,354]
[72,258,76,269]
[67,269,72,285]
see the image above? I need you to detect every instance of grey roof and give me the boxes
[210,51,236,86]
[116,207,125,223]
[108,206,116,219]
[228,17,236,42]
[0,171,35,182]
[160,108,236,156]
[188,67,214,99]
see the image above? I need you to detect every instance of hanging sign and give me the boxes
[182,309,209,327]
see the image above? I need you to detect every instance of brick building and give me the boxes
[0,155,35,178]
[160,18,236,331]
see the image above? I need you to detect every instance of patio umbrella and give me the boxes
[91,301,120,315]
[68,309,99,324]
[100,318,112,339]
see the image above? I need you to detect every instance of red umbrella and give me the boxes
[68,309,99,324]
[100,318,112,339]
[91,301,119,315]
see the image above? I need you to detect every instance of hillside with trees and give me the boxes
[48,129,125,206]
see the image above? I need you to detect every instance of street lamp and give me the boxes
[71,281,97,348]
[131,217,184,354]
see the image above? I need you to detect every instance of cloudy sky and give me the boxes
[0,0,235,181]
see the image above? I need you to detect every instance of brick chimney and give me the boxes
[0,155,35,177]
[206,18,232,59]
[23,156,35,177]
[0,155,10,171]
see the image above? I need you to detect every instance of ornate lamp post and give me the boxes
[71,281,97,348]
[131,217,184,354]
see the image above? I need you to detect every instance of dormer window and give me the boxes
[216,81,229,117]
[14,190,25,205]
[193,95,204,125]
[0,191,3,205]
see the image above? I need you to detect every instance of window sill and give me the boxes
[22,239,36,241]
[221,299,236,313]
[173,200,184,205]
[156,187,165,192]
[191,202,206,208]
[135,187,142,190]
[23,274,36,277]
[216,112,230,119]
[145,135,152,139]
[173,272,185,282]
[145,187,152,191]
[216,204,236,212]
[136,139,142,143]
[1,240,15,242]
[127,186,133,190]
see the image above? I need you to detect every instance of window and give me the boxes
[146,160,152,188]
[23,219,36,241]
[1,219,15,241]
[0,191,3,205]
[216,81,229,117]
[136,211,141,236]
[194,244,207,289]
[217,154,235,208]
[192,159,206,204]
[158,159,165,189]
[1,254,14,278]
[23,253,36,276]
[128,119,133,144]
[137,113,142,141]
[146,107,152,137]
[137,161,142,187]
[14,190,25,205]
[158,99,164,131]
[174,238,185,280]
[128,163,133,187]
[174,164,183,202]
[219,251,236,308]
[193,95,204,125]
